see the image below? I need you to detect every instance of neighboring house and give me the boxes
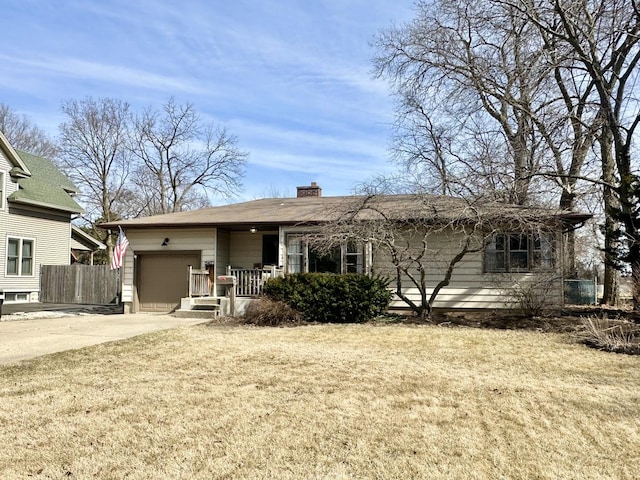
[102,183,591,314]
[71,226,106,265]
[0,131,82,303]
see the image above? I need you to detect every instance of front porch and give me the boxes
[177,265,285,317]
[120,222,368,314]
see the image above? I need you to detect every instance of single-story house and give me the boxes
[0,130,83,303]
[102,183,590,315]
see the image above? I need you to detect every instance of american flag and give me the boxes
[110,226,129,270]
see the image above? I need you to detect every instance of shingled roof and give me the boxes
[8,150,82,214]
[102,193,591,229]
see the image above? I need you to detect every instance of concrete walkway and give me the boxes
[0,313,205,365]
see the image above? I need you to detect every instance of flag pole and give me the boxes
[116,267,121,306]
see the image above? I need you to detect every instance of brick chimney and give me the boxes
[296,182,322,198]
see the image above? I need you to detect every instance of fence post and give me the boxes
[75,264,82,303]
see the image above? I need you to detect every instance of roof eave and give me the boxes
[99,220,319,230]
[71,225,106,249]
[0,131,32,176]
[8,197,83,214]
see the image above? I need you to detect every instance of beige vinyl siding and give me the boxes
[216,229,231,270]
[120,227,216,303]
[373,228,564,310]
[229,231,264,269]
[215,229,231,296]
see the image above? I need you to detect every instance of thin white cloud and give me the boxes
[0,0,414,196]
[0,53,206,95]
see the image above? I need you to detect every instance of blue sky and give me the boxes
[0,0,415,201]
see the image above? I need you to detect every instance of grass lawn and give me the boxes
[1,322,639,479]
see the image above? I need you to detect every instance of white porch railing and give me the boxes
[188,265,284,298]
[227,266,284,297]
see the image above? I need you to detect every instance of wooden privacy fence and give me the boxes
[40,264,118,304]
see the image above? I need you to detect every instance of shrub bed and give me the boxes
[263,273,391,323]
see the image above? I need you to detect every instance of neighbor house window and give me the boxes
[286,235,365,274]
[6,237,34,276]
[485,233,554,273]
[4,292,29,302]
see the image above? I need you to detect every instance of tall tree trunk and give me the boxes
[559,188,577,277]
[600,129,619,305]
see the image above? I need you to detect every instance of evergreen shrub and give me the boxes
[263,273,391,323]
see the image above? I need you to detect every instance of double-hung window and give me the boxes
[286,235,304,273]
[6,237,34,276]
[485,233,554,273]
[345,242,363,273]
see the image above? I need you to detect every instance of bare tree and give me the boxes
[375,0,640,305]
[374,0,555,205]
[310,193,562,319]
[58,98,134,259]
[131,98,247,215]
[0,103,58,158]
[504,0,640,306]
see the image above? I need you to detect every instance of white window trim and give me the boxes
[2,291,31,303]
[6,236,36,277]
[285,234,306,274]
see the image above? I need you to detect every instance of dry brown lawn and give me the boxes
[1,322,639,479]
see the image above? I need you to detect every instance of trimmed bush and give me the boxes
[263,273,392,323]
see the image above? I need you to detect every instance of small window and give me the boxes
[485,232,554,273]
[4,292,29,302]
[6,237,35,276]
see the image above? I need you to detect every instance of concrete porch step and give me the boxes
[173,309,220,319]
[191,297,221,306]
[192,303,221,311]
[174,296,223,319]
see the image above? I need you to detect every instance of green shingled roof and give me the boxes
[8,150,82,213]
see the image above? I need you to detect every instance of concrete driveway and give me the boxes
[0,313,205,365]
